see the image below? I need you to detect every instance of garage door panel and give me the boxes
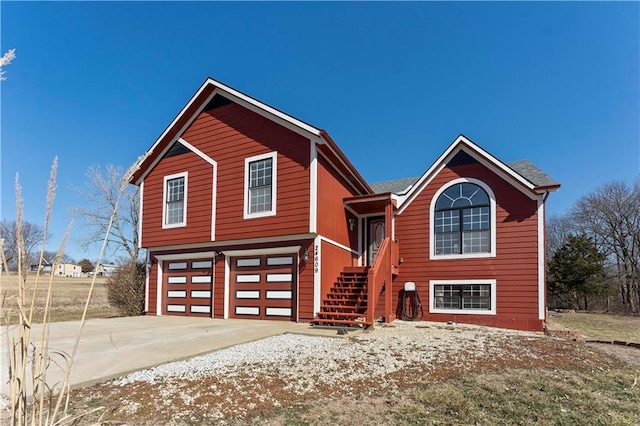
[164,259,213,317]
[230,254,296,320]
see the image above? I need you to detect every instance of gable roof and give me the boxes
[396,134,560,212]
[507,160,560,189]
[370,177,420,195]
[129,77,372,194]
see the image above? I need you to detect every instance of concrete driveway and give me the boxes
[0,316,333,396]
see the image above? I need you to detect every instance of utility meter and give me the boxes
[404,281,416,292]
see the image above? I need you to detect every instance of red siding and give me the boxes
[394,161,543,331]
[146,263,158,315]
[317,155,359,248]
[297,241,315,321]
[319,240,358,313]
[141,102,311,249]
[142,151,214,247]
[186,103,310,241]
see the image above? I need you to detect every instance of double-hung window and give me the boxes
[163,172,187,228]
[432,180,495,258]
[244,152,277,218]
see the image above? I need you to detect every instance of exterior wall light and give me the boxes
[303,250,310,262]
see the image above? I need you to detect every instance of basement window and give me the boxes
[429,280,496,315]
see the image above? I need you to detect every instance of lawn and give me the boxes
[0,272,121,323]
[549,311,640,342]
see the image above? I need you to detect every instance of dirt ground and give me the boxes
[64,322,640,425]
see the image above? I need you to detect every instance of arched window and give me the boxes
[433,182,491,255]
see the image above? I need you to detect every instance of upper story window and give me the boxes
[163,172,187,228]
[244,152,277,219]
[430,179,496,259]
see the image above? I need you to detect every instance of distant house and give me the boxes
[30,260,53,272]
[56,263,81,278]
[93,263,118,276]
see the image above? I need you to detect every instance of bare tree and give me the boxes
[573,177,640,312]
[0,219,50,271]
[546,214,575,259]
[73,164,140,261]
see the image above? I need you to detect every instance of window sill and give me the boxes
[430,252,495,260]
[162,222,187,229]
[243,210,276,220]
[429,308,496,315]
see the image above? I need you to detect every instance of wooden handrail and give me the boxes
[366,237,398,325]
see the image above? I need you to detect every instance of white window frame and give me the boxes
[243,152,277,219]
[162,172,188,228]
[430,177,496,259]
[429,279,496,315]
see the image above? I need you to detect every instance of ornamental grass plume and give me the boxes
[0,48,16,81]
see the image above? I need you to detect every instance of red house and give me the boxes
[130,78,560,332]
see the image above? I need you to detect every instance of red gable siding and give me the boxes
[183,103,311,242]
[141,102,311,249]
[395,160,542,330]
[142,151,214,247]
[317,154,359,247]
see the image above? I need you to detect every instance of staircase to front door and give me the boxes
[310,267,372,328]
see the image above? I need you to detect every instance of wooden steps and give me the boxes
[310,267,372,328]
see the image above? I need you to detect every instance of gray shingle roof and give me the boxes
[507,160,560,188]
[370,177,420,194]
[370,160,558,195]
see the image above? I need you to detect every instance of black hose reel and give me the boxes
[401,281,424,321]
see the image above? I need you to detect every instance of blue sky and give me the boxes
[1,2,638,262]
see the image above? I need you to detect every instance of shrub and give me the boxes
[107,260,145,316]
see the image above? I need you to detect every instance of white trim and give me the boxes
[156,261,163,315]
[429,178,497,260]
[224,257,230,319]
[318,235,359,256]
[537,198,546,320]
[144,251,150,313]
[154,252,217,261]
[206,80,321,137]
[357,217,363,266]
[162,172,188,229]
[177,138,216,166]
[178,138,218,241]
[222,246,301,257]
[138,181,144,248]
[133,89,217,185]
[243,151,278,219]
[429,279,497,315]
[309,140,318,233]
[313,236,321,316]
[398,136,539,214]
[144,233,317,253]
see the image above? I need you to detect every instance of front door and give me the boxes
[367,217,386,266]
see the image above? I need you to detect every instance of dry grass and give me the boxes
[1,273,120,323]
[549,311,640,342]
